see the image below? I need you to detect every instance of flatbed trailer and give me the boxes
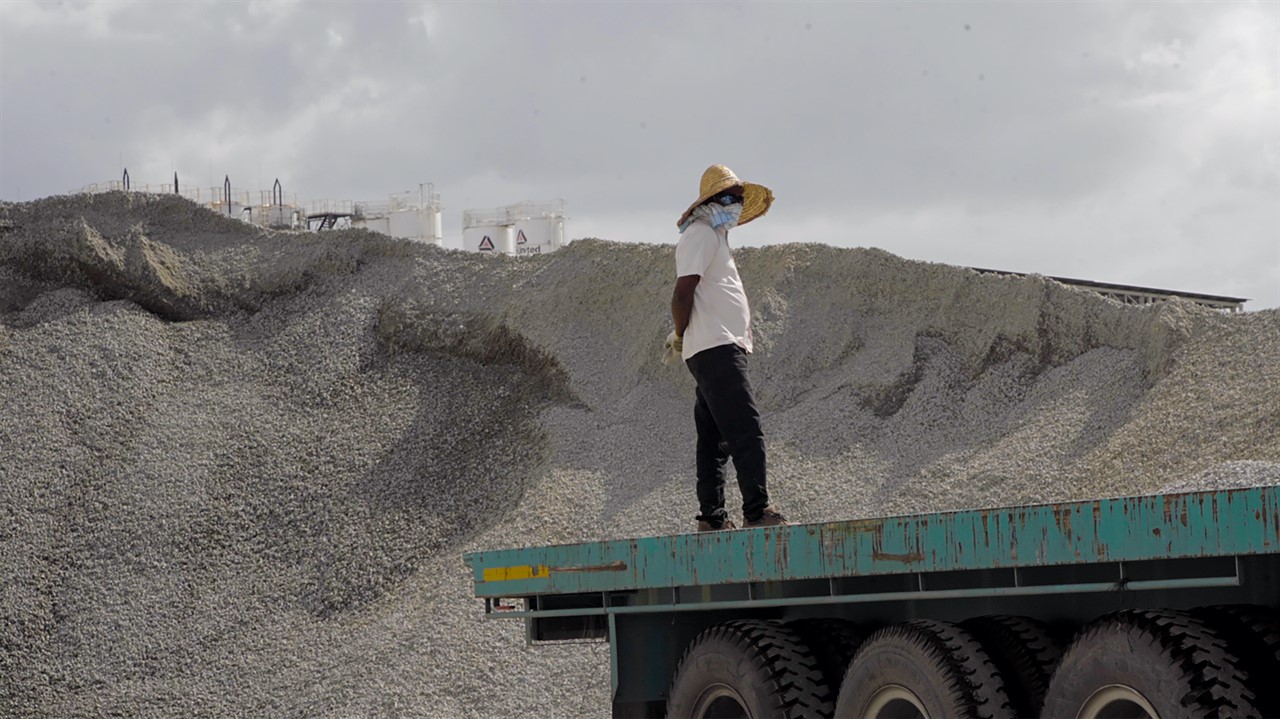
[465,486,1280,718]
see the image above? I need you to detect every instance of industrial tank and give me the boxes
[462,200,567,256]
[351,184,443,245]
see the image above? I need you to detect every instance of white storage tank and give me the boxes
[360,216,392,236]
[462,200,567,256]
[209,196,249,221]
[388,211,420,239]
[261,205,295,228]
[463,224,500,253]
[351,184,443,245]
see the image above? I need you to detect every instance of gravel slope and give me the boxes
[1,193,1276,717]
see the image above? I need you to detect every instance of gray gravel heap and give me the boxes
[1,192,1276,718]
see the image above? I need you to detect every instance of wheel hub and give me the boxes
[691,682,752,719]
[1077,684,1161,719]
[862,683,930,719]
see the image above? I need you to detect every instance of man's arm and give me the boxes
[671,274,700,338]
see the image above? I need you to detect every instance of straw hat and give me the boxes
[677,164,774,229]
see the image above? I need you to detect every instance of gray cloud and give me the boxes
[2,0,1276,306]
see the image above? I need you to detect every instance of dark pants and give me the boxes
[685,343,769,524]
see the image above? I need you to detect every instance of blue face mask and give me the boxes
[710,202,743,229]
[679,200,744,232]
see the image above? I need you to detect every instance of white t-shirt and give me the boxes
[675,220,753,360]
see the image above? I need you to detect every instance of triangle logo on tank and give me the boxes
[517,229,528,245]
[479,235,495,251]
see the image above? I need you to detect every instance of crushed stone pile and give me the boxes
[1,192,1277,718]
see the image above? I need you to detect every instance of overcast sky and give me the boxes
[2,1,1277,308]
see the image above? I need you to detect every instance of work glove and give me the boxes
[661,330,683,366]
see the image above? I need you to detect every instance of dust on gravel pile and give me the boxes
[2,192,1277,718]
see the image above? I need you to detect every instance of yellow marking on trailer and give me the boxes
[483,564,550,582]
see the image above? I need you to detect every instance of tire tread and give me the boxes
[667,619,832,719]
[1044,609,1259,719]
[961,614,1062,717]
[785,617,862,706]
[839,619,1013,719]
[1192,604,1280,718]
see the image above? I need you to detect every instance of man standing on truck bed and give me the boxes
[667,164,787,532]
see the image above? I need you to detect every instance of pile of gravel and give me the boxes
[1,193,1276,717]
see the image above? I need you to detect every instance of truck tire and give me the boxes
[666,619,832,719]
[785,618,862,705]
[1041,609,1260,719]
[1191,605,1280,718]
[960,614,1062,718]
[833,619,1014,719]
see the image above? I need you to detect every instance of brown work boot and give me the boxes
[743,507,788,528]
[696,517,737,532]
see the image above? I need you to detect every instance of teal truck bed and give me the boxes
[466,486,1280,718]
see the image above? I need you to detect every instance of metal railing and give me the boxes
[77,175,305,229]
[463,199,565,227]
[74,174,445,240]
[77,180,301,211]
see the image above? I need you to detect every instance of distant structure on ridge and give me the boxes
[78,171,573,255]
[462,200,567,257]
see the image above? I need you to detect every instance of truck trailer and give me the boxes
[465,485,1280,718]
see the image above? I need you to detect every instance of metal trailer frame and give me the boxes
[464,486,1280,716]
